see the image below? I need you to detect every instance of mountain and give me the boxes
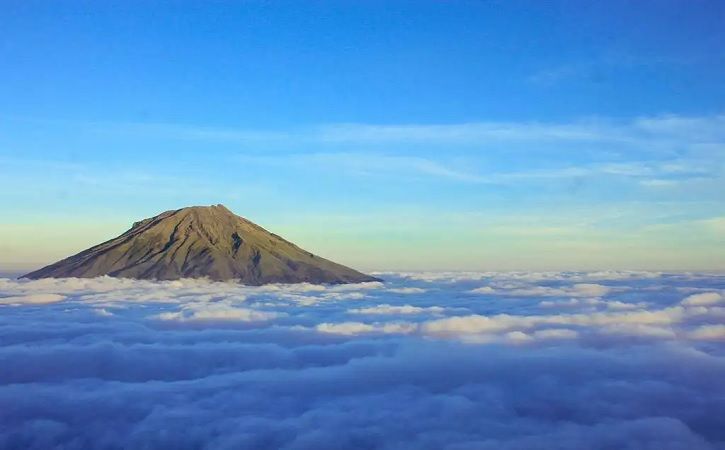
[23,205,380,285]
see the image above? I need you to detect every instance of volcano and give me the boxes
[23,205,379,285]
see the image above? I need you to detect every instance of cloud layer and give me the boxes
[1,272,724,449]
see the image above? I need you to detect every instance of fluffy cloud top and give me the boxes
[0,271,723,449]
[682,292,723,306]
[386,287,428,294]
[688,324,725,341]
[472,283,611,298]
[0,293,65,304]
[157,304,280,322]
[348,304,444,315]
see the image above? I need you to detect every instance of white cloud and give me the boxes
[504,331,534,344]
[533,328,579,340]
[422,314,538,336]
[569,283,612,297]
[156,303,280,322]
[472,282,611,298]
[386,287,427,294]
[321,292,367,301]
[462,328,580,345]
[315,322,375,335]
[315,321,416,335]
[387,271,657,284]
[348,304,444,315]
[392,271,491,282]
[600,324,677,339]
[470,286,496,294]
[327,281,384,291]
[688,324,725,341]
[605,300,645,310]
[94,308,114,317]
[421,305,697,339]
[1,272,724,448]
[540,298,644,310]
[682,292,723,306]
[0,293,65,305]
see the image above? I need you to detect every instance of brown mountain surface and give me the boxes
[23,205,379,285]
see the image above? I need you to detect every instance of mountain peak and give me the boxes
[23,205,379,285]
[183,203,232,212]
[172,204,235,216]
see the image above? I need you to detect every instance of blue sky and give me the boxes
[1,0,724,271]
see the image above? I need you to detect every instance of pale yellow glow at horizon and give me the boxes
[2,215,723,273]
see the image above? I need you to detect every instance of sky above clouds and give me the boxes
[1,271,724,448]
[1,0,724,271]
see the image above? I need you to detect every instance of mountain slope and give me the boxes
[23,205,380,285]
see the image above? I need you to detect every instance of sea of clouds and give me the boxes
[1,271,724,449]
